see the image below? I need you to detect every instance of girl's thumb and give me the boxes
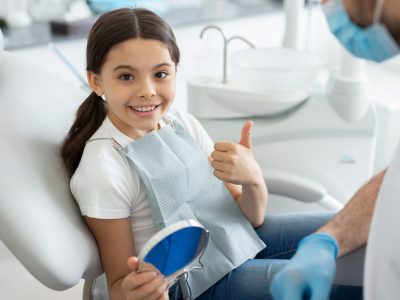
[127,257,139,271]
[239,121,253,149]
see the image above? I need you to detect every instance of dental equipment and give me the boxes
[199,25,255,84]
[328,51,370,123]
[282,0,304,50]
[187,0,377,212]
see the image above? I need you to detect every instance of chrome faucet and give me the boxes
[227,36,255,48]
[199,25,255,84]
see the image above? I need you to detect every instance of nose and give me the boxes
[137,78,156,99]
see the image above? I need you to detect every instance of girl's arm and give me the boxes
[84,217,168,300]
[225,179,267,228]
[210,121,268,228]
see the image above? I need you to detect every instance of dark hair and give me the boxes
[61,8,180,177]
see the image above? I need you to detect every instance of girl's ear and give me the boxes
[87,71,104,96]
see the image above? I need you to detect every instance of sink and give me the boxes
[230,47,321,93]
[187,47,322,119]
[187,77,312,119]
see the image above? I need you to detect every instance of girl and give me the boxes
[61,8,357,300]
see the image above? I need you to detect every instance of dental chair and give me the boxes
[0,36,364,299]
[0,44,103,298]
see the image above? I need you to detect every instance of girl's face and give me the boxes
[88,38,176,139]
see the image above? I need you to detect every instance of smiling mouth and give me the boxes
[129,104,160,112]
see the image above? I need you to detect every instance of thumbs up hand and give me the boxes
[210,121,262,185]
[239,120,253,149]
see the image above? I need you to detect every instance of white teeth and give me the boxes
[130,105,157,112]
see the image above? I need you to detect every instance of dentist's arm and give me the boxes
[270,169,385,300]
[210,121,268,228]
[317,168,385,256]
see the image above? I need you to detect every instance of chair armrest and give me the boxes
[263,169,344,210]
[0,173,103,290]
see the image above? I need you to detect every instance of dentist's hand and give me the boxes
[270,233,338,300]
[210,121,262,185]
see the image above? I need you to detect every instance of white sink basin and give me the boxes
[230,47,321,93]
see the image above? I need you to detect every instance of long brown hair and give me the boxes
[61,8,180,177]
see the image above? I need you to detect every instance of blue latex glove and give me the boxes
[270,233,339,300]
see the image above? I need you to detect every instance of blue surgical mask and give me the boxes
[322,0,400,62]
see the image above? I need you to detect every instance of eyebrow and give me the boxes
[113,62,173,72]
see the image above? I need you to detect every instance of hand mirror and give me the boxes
[138,219,209,291]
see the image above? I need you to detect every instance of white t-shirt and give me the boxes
[364,141,400,299]
[71,110,214,253]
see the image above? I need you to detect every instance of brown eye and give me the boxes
[120,74,134,81]
[155,72,168,79]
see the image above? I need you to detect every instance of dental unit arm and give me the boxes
[328,50,370,123]
[283,0,370,124]
[282,0,304,50]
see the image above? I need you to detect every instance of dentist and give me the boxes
[270,0,400,299]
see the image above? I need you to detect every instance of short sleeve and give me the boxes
[70,142,138,219]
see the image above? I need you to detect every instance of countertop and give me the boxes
[3,0,282,50]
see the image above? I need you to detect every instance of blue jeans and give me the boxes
[169,212,362,300]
